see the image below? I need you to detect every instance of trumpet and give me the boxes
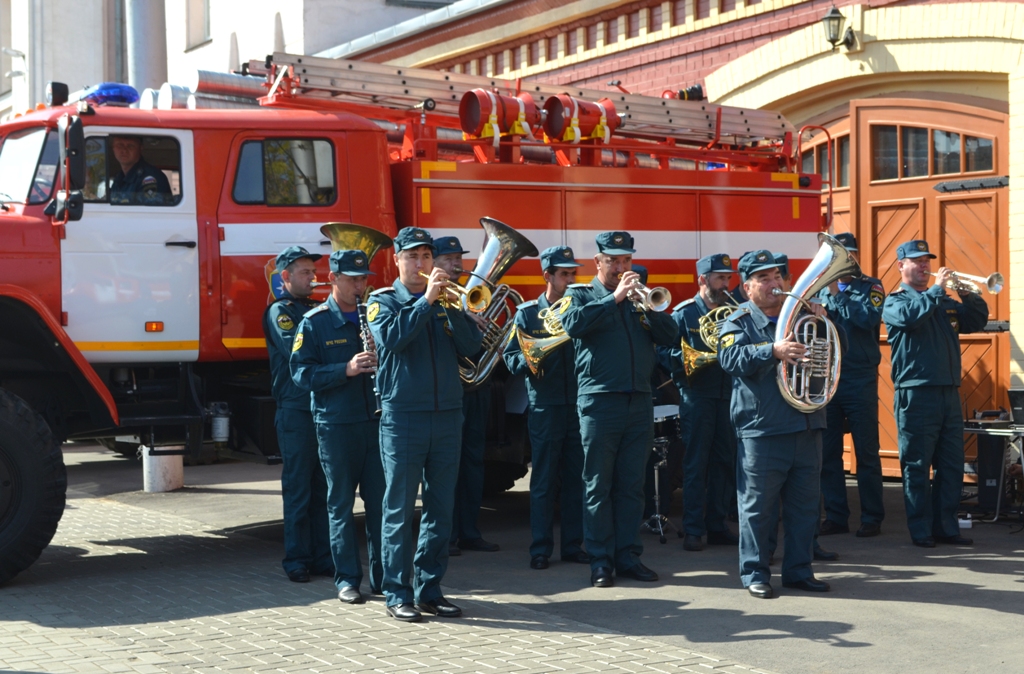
[931,270,1003,295]
[418,270,492,313]
[618,274,672,312]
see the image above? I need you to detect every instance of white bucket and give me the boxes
[141,446,184,492]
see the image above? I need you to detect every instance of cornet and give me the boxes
[418,271,492,313]
[931,270,1003,295]
[617,273,672,312]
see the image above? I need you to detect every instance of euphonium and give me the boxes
[515,297,571,377]
[458,217,540,389]
[773,232,860,413]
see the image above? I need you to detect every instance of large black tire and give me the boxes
[0,389,67,585]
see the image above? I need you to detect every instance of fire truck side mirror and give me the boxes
[58,114,85,191]
[54,190,84,222]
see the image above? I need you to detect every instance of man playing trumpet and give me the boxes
[560,231,677,588]
[366,227,483,622]
[503,246,588,571]
[882,240,989,548]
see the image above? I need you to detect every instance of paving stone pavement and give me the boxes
[0,495,778,674]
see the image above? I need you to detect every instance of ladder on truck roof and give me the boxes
[264,52,795,148]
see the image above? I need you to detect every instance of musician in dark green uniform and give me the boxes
[366,227,483,622]
[503,245,588,570]
[817,232,886,538]
[718,250,830,599]
[291,249,384,605]
[560,231,677,588]
[882,240,989,547]
[262,245,331,583]
[432,235,499,555]
[670,253,738,551]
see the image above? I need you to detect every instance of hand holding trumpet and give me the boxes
[613,271,641,304]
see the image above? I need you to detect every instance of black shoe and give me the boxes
[748,582,773,599]
[783,576,830,592]
[458,538,500,552]
[819,520,850,536]
[682,534,704,551]
[591,566,614,587]
[338,587,365,604]
[416,597,462,618]
[935,534,973,546]
[287,569,310,583]
[706,530,739,546]
[856,523,881,538]
[560,551,591,564]
[530,555,549,570]
[448,544,462,557]
[386,603,422,622]
[813,545,839,562]
[617,562,659,582]
[912,537,936,548]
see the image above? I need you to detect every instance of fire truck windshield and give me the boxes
[0,127,60,205]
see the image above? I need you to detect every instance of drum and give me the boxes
[653,404,679,441]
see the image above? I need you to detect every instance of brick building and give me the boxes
[325,0,1024,474]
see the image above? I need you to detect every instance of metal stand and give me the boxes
[642,437,675,544]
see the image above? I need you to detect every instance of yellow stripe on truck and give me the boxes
[75,340,200,352]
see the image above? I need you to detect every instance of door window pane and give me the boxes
[870,125,897,181]
[837,136,850,187]
[801,150,814,174]
[965,136,993,172]
[932,130,960,175]
[816,143,830,183]
[901,126,928,178]
[232,138,336,206]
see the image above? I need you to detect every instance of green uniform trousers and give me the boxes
[578,392,652,572]
[895,386,965,540]
[316,420,384,594]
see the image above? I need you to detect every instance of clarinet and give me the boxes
[357,301,382,417]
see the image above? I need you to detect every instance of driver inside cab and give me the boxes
[109,135,173,205]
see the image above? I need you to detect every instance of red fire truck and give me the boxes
[0,53,825,583]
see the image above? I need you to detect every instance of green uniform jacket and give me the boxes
[560,278,677,396]
[718,301,827,438]
[668,294,732,400]
[818,275,884,379]
[366,279,483,413]
[263,292,319,411]
[882,283,989,388]
[503,295,578,406]
[289,295,378,424]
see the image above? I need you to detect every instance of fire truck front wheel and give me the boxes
[0,389,67,585]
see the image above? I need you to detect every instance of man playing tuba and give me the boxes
[718,250,830,599]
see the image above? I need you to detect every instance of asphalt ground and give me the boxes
[2,443,1023,673]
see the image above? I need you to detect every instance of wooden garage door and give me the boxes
[851,98,1008,477]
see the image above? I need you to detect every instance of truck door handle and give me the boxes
[165,240,197,248]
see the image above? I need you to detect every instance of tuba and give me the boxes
[458,217,539,389]
[319,222,395,299]
[773,232,860,413]
[515,297,571,377]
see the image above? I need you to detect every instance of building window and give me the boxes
[965,135,993,173]
[901,126,928,178]
[932,130,960,175]
[651,4,663,31]
[607,17,619,44]
[494,51,505,74]
[628,11,640,39]
[816,143,831,183]
[186,0,211,50]
[233,139,336,206]
[567,30,578,55]
[697,0,712,20]
[870,125,898,181]
[529,41,540,66]
[673,1,686,25]
[547,36,558,61]
[722,0,737,12]
[586,23,598,49]
[801,150,814,174]
[837,135,850,187]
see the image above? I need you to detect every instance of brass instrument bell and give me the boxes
[418,271,492,313]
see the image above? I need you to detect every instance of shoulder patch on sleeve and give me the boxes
[276,314,295,331]
[366,302,381,322]
[291,331,304,352]
[719,333,736,349]
[869,286,884,307]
